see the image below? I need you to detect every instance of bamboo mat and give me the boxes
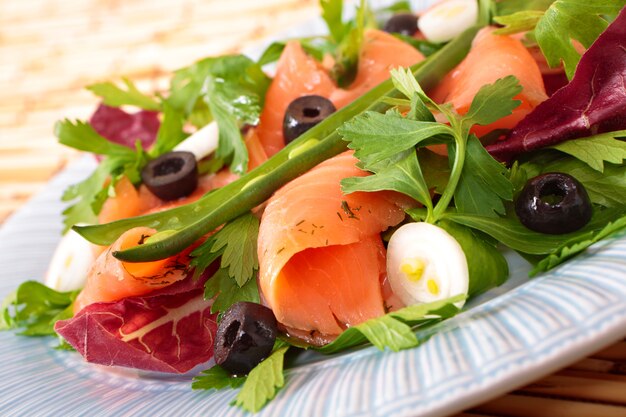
[1,1,625,416]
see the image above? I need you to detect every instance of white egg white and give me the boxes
[418,0,478,43]
[386,222,469,308]
[45,229,96,292]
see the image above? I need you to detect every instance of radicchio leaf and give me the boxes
[487,8,626,162]
[55,271,217,374]
[90,104,160,150]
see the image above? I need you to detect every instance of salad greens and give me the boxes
[438,208,625,255]
[317,295,463,354]
[86,78,161,111]
[193,296,463,412]
[232,344,290,412]
[56,120,148,231]
[57,54,269,230]
[494,0,624,78]
[551,131,626,172]
[168,55,271,173]
[340,70,520,223]
[191,213,261,313]
[531,216,626,275]
[1,281,79,337]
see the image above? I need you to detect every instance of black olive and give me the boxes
[515,172,592,234]
[383,13,419,36]
[214,302,278,375]
[283,95,336,144]
[141,151,198,201]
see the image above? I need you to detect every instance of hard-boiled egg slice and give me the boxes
[386,222,468,308]
[173,121,219,160]
[45,229,96,292]
[418,0,478,43]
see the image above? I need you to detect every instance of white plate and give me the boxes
[2,1,626,415]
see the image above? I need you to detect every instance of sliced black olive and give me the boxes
[383,13,419,36]
[214,302,278,375]
[283,95,336,144]
[141,151,198,201]
[515,172,592,234]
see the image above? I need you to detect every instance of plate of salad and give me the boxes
[2,0,626,416]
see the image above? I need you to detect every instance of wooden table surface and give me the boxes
[1,1,625,416]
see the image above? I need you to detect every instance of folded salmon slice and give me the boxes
[330,29,425,108]
[256,41,337,157]
[256,29,425,157]
[430,27,548,137]
[74,227,190,314]
[258,151,407,337]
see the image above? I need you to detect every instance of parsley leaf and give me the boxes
[205,214,259,286]
[531,214,626,275]
[321,0,375,87]
[536,0,623,79]
[167,55,270,173]
[357,315,418,351]
[257,38,333,66]
[321,0,351,43]
[452,135,513,217]
[60,159,115,230]
[419,149,450,194]
[204,269,260,314]
[55,119,149,230]
[342,149,433,212]
[493,11,545,35]
[494,0,555,16]
[461,75,522,129]
[206,93,249,174]
[0,281,79,336]
[149,101,187,157]
[339,112,452,168]
[191,213,260,312]
[494,0,624,79]
[192,365,246,390]
[86,78,160,111]
[233,345,290,413]
[341,71,519,221]
[55,119,138,157]
[551,131,626,172]
[317,295,463,354]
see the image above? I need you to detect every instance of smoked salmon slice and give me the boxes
[256,41,337,157]
[330,29,425,108]
[430,27,548,137]
[257,151,407,338]
[74,227,191,314]
[256,29,425,157]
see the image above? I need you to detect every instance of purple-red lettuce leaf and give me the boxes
[55,272,217,374]
[487,7,626,162]
[90,104,160,150]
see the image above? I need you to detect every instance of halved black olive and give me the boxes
[214,302,278,375]
[283,95,336,144]
[383,13,419,36]
[141,151,198,201]
[515,172,592,234]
